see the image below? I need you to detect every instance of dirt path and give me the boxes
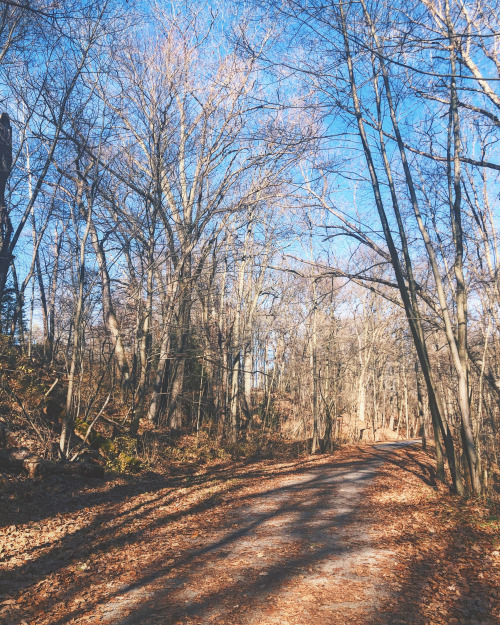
[2,441,499,625]
[98,441,417,625]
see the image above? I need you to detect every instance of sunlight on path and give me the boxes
[99,442,417,625]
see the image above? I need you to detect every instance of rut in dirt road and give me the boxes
[99,441,419,625]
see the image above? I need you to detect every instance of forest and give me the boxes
[0,0,499,502]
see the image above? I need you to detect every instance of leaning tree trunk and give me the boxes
[340,0,461,491]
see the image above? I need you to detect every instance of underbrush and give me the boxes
[0,344,336,480]
[136,428,312,474]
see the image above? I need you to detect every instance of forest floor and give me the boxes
[1,441,500,625]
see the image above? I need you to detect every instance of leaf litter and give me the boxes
[0,443,498,625]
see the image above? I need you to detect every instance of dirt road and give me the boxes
[99,441,418,625]
[3,441,498,625]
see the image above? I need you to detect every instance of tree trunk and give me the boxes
[89,220,130,392]
[0,113,12,312]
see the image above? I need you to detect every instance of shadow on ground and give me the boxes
[2,444,498,625]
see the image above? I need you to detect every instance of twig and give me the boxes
[0,381,46,443]
[70,393,111,462]
[44,378,59,397]
[33,378,59,411]
[100,414,128,431]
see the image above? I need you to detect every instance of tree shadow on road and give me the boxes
[5,452,384,625]
[3,445,498,625]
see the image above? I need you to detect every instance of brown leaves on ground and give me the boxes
[361,445,500,625]
[0,444,499,625]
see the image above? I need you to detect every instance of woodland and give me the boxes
[0,0,499,503]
